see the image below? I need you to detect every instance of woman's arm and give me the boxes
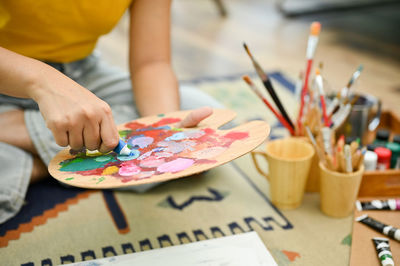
[129,0,179,117]
[129,0,213,126]
[0,47,119,152]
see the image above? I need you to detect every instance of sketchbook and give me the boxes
[64,231,278,266]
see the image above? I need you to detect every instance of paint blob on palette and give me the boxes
[49,109,270,189]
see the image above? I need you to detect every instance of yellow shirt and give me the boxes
[0,0,132,62]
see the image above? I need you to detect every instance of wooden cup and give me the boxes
[305,150,321,192]
[294,137,320,192]
[251,138,314,209]
[319,162,364,218]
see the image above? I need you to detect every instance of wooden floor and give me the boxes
[97,0,400,112]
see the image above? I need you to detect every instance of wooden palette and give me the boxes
[49,109,270,189]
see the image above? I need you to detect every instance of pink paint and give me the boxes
[137,171,155,179]
[185,130,206,139]
[139,157,166,168]
[224,131,249,140]
[154,151,174,159]
[157,158,195,173]
[118,162,141,176]
[159,140,196,154]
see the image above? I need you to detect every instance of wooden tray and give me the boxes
[350,197,400,266]
[358,110,400,197]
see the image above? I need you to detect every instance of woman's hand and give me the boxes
[0,47,120,153]
[31,65,120,153]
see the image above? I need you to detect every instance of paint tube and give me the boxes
[356,215,400,242]
[356,199,400,211]
[114,139,132,156]
[372,237,394,266]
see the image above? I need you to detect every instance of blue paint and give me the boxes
[165,132,186,141]
[117,150,140,161]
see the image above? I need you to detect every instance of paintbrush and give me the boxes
[243,75,295,135]
[297,22,321,130]
[337,64,364,100]
[315,68,329,127]
[243,43,295,131]
[305,126,326,165]
[330,104,352,131]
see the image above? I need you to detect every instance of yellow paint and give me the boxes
[102,166,119,175]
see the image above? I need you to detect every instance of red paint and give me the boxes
[224,132,249,140]
[152,118,181,127]
[62,117,249,182]
[282,250,301,262]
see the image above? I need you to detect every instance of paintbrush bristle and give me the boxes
[243,42,252,58]
[310,22,321,36]
[242,75,253,85]
[357,64,364,72]
[315,68,320,75]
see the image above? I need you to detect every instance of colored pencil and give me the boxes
[344,144,353,173]
[242,75,295,135]
[243,43,295,131]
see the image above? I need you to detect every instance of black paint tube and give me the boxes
[356,199,400,211]
[372,237,394,266]
[356,215,400,242]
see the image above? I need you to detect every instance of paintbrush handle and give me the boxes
[297,59,313,130]
[260,97,295,136]
[262,79,294,130]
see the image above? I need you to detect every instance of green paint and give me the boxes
[380,254,393,261]
[96,176,105,184]
[341,234,352,246]
[171,127,183,131]
[94,155,113,162]
[65,177,74,181]
[118,130,132,139]
[60,156,116,172]
[157,113,165,117]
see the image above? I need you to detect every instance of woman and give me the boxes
[0,0,222,223]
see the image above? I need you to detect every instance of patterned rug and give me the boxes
[0,72,352,266]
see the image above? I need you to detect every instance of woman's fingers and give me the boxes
[68,123,84,150]
[83,121,100,151]
[98,111,119,153]
[178,106,213,128]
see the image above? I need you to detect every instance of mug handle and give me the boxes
[250,151,269,181]
[368,99,382,131]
